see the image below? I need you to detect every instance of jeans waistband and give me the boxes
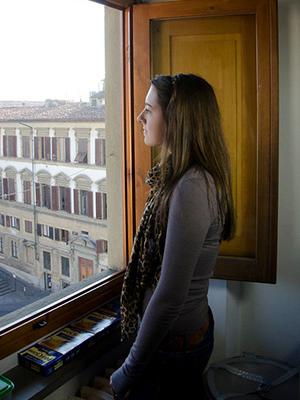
[159,311,212,352]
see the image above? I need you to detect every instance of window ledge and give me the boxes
[5,325,130,400]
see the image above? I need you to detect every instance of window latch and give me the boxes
[32,320,48,329]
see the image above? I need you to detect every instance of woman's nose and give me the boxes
[137,110,145,123]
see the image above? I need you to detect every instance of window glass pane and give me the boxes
[0,0,124,323]
[61,256,70,277]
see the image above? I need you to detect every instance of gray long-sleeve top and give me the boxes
[111,167,222,394]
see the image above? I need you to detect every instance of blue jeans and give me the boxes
[127,308,214,400]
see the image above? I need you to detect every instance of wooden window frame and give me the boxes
[0,1,132,360]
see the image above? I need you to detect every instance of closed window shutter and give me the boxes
[3,136,7,157]
[87,191,93,218]
[96,239,107,254]
[73,189,79,214]
[96,192,102,219]
[54,228,60,241]
[8,178,15,201]
[8,136,17,157]
[13,136,17,157]
[65,137,70,162]
[23,181,26,202]
[52,186,59,211]
[25,220,33,233]
[59,186,65,210]
[3,178,8,198]
[41,137,45,159]
[46,185,51,209]
[95,139,101,165]
[62,230,69,242]
[8,137,12,156]
[23,181,31,204]
[34,136,39,159]
[52,137,57,161]
[103,193,107,219]
[28,182,32,204]
[22,136,30,158]
[96,239,101,254]
[65,187,71,213]
[6,216,10,227]
[101,139,106,166]
[45,137,51,160]
[35,183,41,206]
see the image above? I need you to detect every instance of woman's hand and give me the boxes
[110,374,131,399]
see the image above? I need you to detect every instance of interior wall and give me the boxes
[238,0,300,366]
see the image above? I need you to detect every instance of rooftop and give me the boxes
[0,100,105,122]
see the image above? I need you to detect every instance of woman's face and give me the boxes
[137,85,166,147]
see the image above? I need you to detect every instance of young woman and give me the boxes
[110,73,235,399]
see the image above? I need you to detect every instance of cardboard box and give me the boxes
[18,344,64,376]
[18,296,121,376]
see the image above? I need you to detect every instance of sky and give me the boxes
[0,0,105,102]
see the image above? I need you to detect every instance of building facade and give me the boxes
[0,99,111,292]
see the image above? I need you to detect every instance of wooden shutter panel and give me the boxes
[87,191,93,218]
[35,183,41,207]
[54,228,60,241]
[51,186,59,211]
[3,178,8,198]
[23,181,31,204]
[95,139,101,165]
[3,136,7,157]
[65,188,71,213]
[11,136,17,157]
[28,182,32,204]
[6,216,10,227]
[96,239,102,254]
[34,137,39,159]
[73,189,79,214]
[23,181,27,203]
[23,181,28,204]
[52,137,57,161]
[103,193,107,219]
[101,139,106,166]
[45,185,51,209]
[65,138,70,162]
[96,239,107,254]
[8,179,15,201]
[96,192,103,219]
[45,137,51,160]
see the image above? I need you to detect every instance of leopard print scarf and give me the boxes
[120,161,169,341]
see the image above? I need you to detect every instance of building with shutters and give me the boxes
[0,96,112,292]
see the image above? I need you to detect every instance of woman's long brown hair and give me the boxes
[151,73,235,241]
